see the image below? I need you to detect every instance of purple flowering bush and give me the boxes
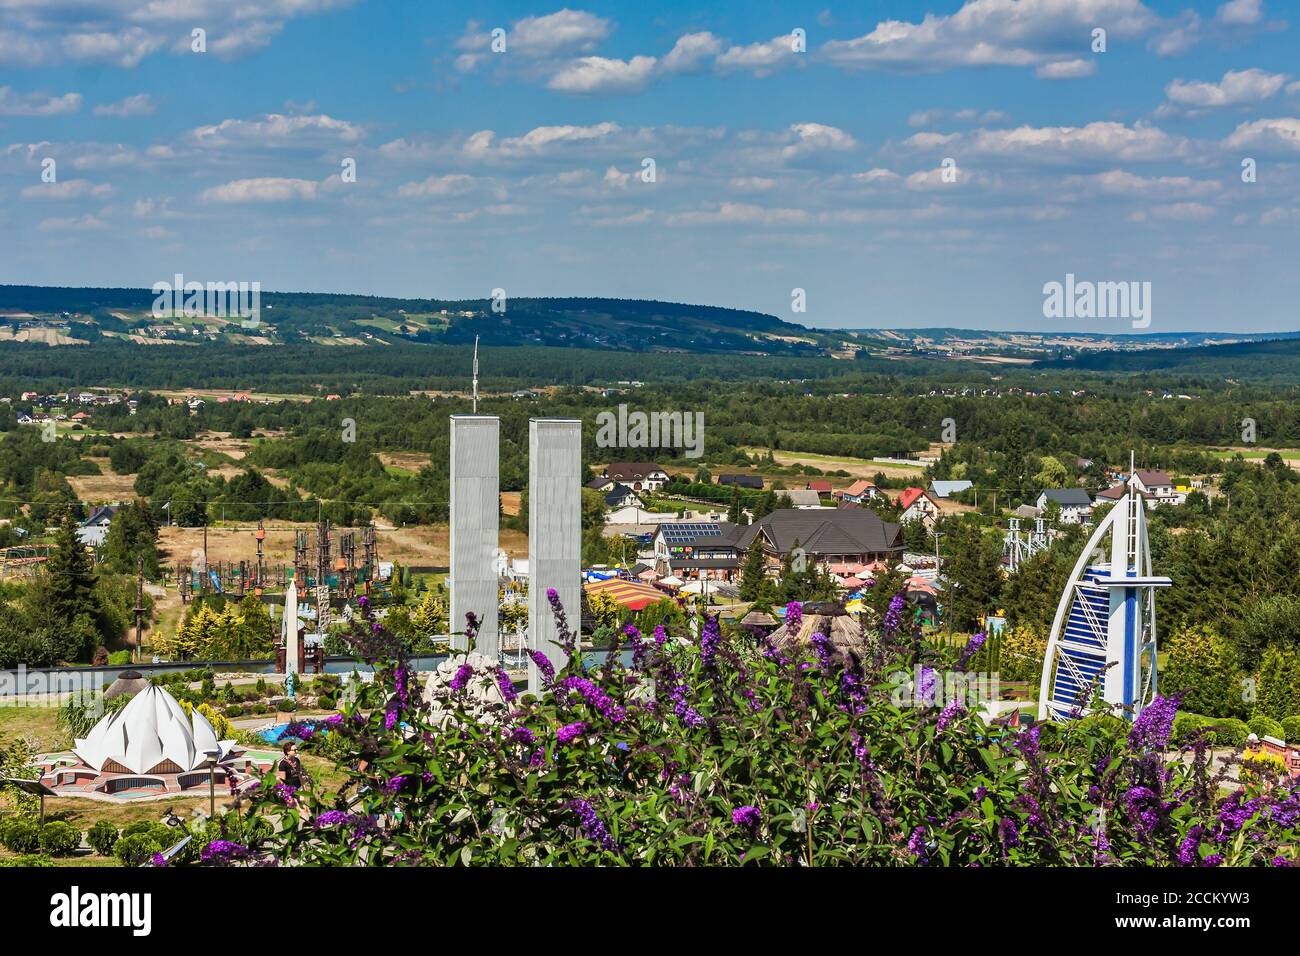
[197,597,1299,867]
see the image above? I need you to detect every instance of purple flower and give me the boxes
[907,825,929,863]
[384,709,398,731]
[653,625,668,647]
[625,624,646,668]
[1129,692,1182,751]
[357,596,369,608]
[557,721,587,745]
[528,650,556,687]
[385,775,408,794]
[958,631,986,668]
[999,818,1020,850]
[668,680,704,728]
[810,631,833,671]
[273,783,297,803]
[568,798,618,853]
[731,805,761,830]
[937,699,964,732]
[314,810,351,828]
[917,666,938,706]
[495,667,519,703]
[558,675,626,723]
[150,852,168,867]
[1177,826,1204,866]
[1272,856,1292,867]
[201,840,249,864]
[883,591,906,633]
[700,614,721,667]
[1202,854,1223,868]
[784,601,803,637]
[506,725,537,746]
[449,662,473,691]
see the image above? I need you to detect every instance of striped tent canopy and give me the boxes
[584,577,671,611]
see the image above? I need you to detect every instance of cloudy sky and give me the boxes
[1,0,1298,332]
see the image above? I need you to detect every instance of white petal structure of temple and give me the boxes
[74,684,236,775]
[1037,473,1172,723]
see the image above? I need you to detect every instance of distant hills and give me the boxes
[0,285,833,355]
[1,285,1296,376]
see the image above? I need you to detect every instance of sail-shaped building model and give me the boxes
[1038,471,1171,723]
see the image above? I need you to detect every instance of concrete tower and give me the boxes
[450,415,500,657]
[528,419,582,693]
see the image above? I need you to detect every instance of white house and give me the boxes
[1035,488,1093,524]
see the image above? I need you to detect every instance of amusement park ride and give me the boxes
[1038,460,1171,724]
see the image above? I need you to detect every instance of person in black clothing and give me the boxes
[278,741,305,788]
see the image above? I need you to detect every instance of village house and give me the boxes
[896,487,941,529]
[1036,487,1094,524]
[833,479,880,504]
[603,462,669,492]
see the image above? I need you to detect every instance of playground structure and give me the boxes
[175,519,383,604]
[1002,516,1050,573]
[0,545,52,576]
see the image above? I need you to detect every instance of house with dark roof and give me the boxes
[78,505,118,549]
[724,507,903,573]
[718,474,763,490]
[603,462,669,492]
[1035,487,1093,524]
[652,521,744,580]
[603,483,643,510]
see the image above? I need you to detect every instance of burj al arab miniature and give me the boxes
[1038,454,1172,722]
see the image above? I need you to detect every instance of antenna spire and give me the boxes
[472,335,480,413]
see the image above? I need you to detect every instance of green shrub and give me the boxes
[39,821,81,856]
[317,694,335,710]
[0,853,53,867]
[0,817,40,853]
[114,832,163,867]
[1205,718,1250,748]
[1281,716,1300,744]
[253,702,270,715]
[1172,711,1207,745]
[224,704,244,717]
[87,820,119,856]
[276,698,297,713]
[1248,715,1285,742]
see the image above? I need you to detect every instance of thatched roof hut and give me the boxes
[775,601,868,667]
[738,610,777,634]
[103,669,150,700]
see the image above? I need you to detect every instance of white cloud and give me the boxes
[0,1,356,67]
[907,121,1189,163]
[201,177,321,202]
[94,93,156,117]
[730,176,778,191]
[1035,59,1096,80]
[457,9,611,62]
[548,55,658,94]
[821,0,1156,75]
[1217,0,1264,26]
[497,122,623,155]
[782,122,856,160]
[715,33,803,76]
[1223,117,1300,152]
[666,202,811,226]
[21,179,113,200]
[189,113,364,148]
[396,174,479,198]
[1166,69,1289,108]
[1066,169,1221,198]
[660,32,723,74]
[0,86,82,116]
[38,214,107,231]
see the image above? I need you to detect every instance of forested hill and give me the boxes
[0,285,831,355]
[1036,335,1300,382]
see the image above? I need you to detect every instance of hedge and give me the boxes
[1247,715,1286,742]
[87,820,119,856]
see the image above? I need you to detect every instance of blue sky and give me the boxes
[1,0,1298,332]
